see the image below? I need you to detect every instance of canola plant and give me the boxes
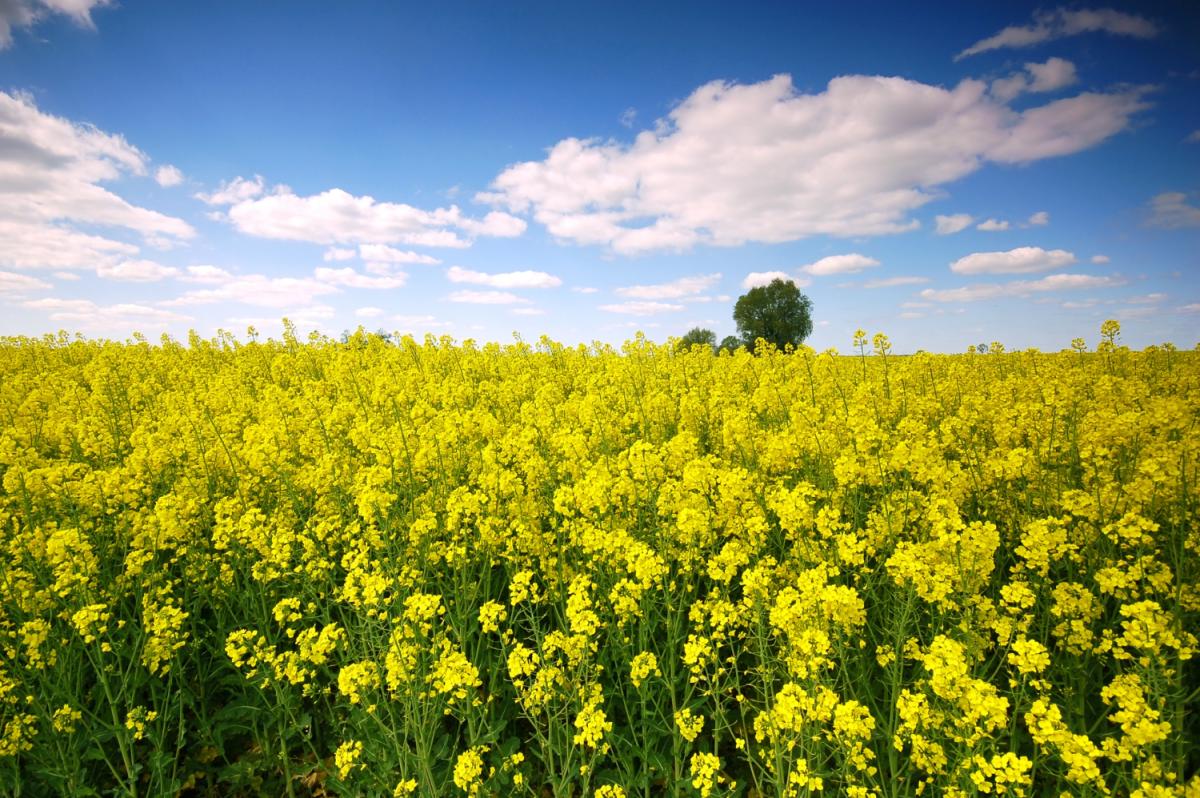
[0,322,1196,797]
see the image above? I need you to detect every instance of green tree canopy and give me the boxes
[676,327,717,352]
[732,278,814,352]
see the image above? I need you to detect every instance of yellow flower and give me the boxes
[335,739,363,779]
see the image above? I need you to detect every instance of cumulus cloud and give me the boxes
[202,181,526,250]
[446,266,561,289]
[1146,192,1200,229]
[446,290,530,305]
[181,265,234,284]
[935,214,975,235]
[598,301,686,316]
[480,74,1148,254]
[976,218,1011,231]
[957,8,1159,59]
[23,297,190,329]
[0,0,111,49]
[863,276,930,288]
[800,254,879,276]
[742,271,793,290]
[393,314,452,331]
[615,273,720,299]
[950,246,1076,274]
[990,58,1078,102]
[921,273,1122,302]
[194,175,265,206]
[96,259,180,282]
[314,266,407,289]
[571,286,599,294]
[0,269,52,296]
[163,275,339,309]
[154,164,184,187]
[323,247,356,262]
[1028,211,1049,226]
[358,244,441,265]
[0,91,194,273]
[1091,254,1110,264]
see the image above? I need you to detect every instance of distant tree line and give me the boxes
[677,278,813,353]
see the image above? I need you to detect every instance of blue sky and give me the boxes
[1,1,1198,351]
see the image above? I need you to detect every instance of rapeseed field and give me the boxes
[0,322,1195,797]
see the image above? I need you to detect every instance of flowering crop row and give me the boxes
[0,324,1196,797]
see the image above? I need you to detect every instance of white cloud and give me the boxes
[987,90,1150,162]
[0,91,194,272]
[957,8,1159,59]
[0,0,111,49]
[181,265,234,284]
[990,58,1079,101]
[0,219,139,270]
[1091,254,1110,264]
[479,74,1149,254]
[227,305,337,333]
[96,259,180,282]
[51,271,79,281]
[393,314,452,331]
[446,290,530,305]
[742,271,793,290]
[314,266,407,289]
[1028,211,1050,226]
[800,254,879,276]
[24,297,190,329]
[571,286,599,294]
[0,269,51,295]
[456,211,528,238]
[950,246,1076,274]
[164,275,339,309]
[358,244,441,264]
[921,273,1122,302]
[1027,58,1079,92]
[615,273,720,299]
[1126,293,1166,305]
[195,175,265,206]
[863,276,930,288]
[355,306,384,319]
[446,266,562,289]
[1180,303,1200,313]
[976,218,1011,231]
[1146,192,1200,229]
[512,307,546,316]
[323,247,357,262]
[598,301,686,316]
[935,214,975,235]
[212,183,525,248]
[154,164,184,187]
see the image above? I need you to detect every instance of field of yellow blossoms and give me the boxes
[0,321,1196,797]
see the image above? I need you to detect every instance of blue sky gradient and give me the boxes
[1,0,1197,350]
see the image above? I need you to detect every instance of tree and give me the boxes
[732,278,813,352]
[677,327,717,352]
[718,335,741,354]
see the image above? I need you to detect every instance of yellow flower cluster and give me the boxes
[0,324,1195,796]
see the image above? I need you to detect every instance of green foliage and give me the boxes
[676,327,717,352]
[732,278,813,352]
